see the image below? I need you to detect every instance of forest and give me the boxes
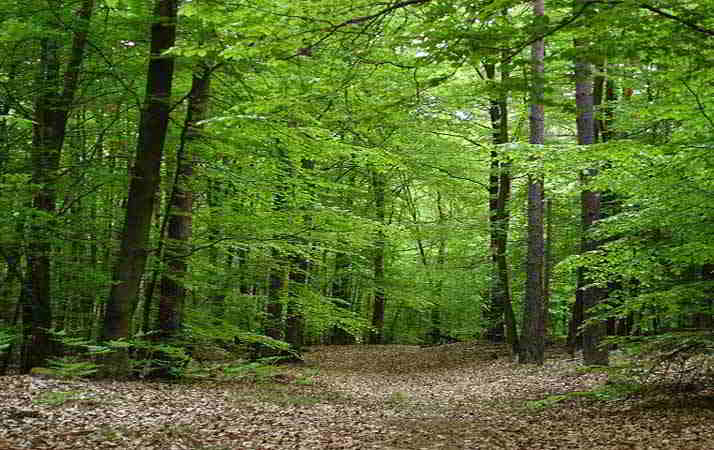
[0,0,713,448]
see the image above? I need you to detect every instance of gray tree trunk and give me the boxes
[575,0,609,367]
[158,65,212,340]
[520,0,546,365]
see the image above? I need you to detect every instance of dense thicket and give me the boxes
[0,0,712,376]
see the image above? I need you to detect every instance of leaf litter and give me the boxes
[1,342,713,449]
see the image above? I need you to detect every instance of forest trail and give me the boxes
[2,343,713,449]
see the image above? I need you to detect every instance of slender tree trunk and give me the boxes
[543,197,555,334]
[485,63,505,342]
[286,252,308,354]
[102,0,178,372]
[520,0,546,365]
[330,251,354,344]
[369,169,387,345]
[265,250,285,343]
[575,0,609,366]
[484,62,517,353]
[157,65,212,340]
[22,0,94,372]
[429,191,447,344]
[284,157,314,355]
[262,150,291,352]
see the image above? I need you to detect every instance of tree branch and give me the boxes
[638,4,714,37]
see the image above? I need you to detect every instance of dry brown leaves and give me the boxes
[1,342,713,449]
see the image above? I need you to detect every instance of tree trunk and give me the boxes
[262,150,291,352]
[102,0,178,373]
[157,65,212,340]
[265,250,285,343]
[484,62,517,353]
[520,0,546,365]
[369,169,387,345]
[285,253,308,354]
[575,0,609,366]
[430,191,447,344]
[330,249,355,344]
[284,157,315,355]
[544,197,553,333]
[22,0,95,372]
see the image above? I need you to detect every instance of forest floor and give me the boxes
[1,342,714,449]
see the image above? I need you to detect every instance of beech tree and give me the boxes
[520,0,546,365]
[22,0,95,372]
[102,0,178,373]
[574,0,609,366]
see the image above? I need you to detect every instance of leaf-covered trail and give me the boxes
[1,343,713,449]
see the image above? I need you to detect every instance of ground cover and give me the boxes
[1,343,713,449]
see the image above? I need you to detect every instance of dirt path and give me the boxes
[1,343,713,449]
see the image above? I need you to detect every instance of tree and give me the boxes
[484,56,518,354]
[22,0,95,372]
[520,0,546,365]
[369,168,387,345]
[574,0,608,366]
[102,0,178,373]
[157,63,213,340]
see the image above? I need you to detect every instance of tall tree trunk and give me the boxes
[263,149,291,351]
[544,197,554,333]
[484,62,505,342]
[520,0,546,365]
[265,249,285,343]
[286,252,308,355]
[575,0,609,366]
[22,0,94,372]
[484,61,517,353]
[369,169,387,345]
[157,65,212,340]
[102,0,178,372]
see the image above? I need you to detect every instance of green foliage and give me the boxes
[295,368,320,386]
[604,333,714,386]
[32,391,84,407]
[0,327,14,354]
[47,357,99,379]
[526,381,643,410]
[221,361,281,383]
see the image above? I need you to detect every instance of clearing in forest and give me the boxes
[1,342,713,449]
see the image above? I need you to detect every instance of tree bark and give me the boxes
[430,191,447,344]
[102,0,178,371]
[22,0,95,372]
[369,169,387,345]
[520,0,546,365]
[330,250,355,345]
[575,0,609,366]
[157,65,212,340]
[544,197,553,333]
[484,62,517,353]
